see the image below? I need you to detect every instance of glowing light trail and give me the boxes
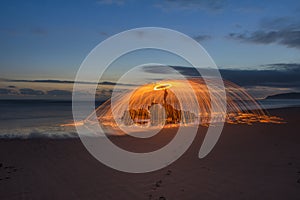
[84,78,284,128]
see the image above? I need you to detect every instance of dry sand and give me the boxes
[0,107,300,200]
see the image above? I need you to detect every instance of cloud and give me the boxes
[220,65,300,88]
[96,0,226,11]
[7,85,16,88]
[7,79,93,84]
[155,0,226,12]
[19,88,45,95]
[0,87,74,98]
[96,0,125,5]
[143,65,211,77]
[47,90,72,96]
[5,79,135,86]
[99,31,109,36]
[260,63,300,71]
[142,64,300,89]
[0,27,47,36]
[228,30,300,49]
[99,81,136,86]
[98,81,119,85]
[228,17,300,49]
[194,34,212,42]
[143,65,176,74]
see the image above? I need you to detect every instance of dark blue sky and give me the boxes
[0,0,300,99]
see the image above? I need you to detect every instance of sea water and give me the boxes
[0,99,299,139]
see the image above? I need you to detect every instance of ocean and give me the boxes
[0,99,299,139]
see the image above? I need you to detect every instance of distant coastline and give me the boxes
[265,92,300,99]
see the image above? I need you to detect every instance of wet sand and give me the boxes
[0,107,300,200]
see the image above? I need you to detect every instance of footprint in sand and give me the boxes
[148,170,173,199]
[155,180,162,188]
[0,163,18,181]
[166,170,172,176]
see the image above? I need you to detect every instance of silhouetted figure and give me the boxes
[163,89,168,105]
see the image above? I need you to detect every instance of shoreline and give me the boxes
[0,106,298,141]
[0,107,299,199]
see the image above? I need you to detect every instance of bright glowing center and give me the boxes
[154,83,172,90]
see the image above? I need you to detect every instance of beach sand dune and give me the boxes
[0,107,300,199]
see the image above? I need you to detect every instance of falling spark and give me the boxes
[83,78,284,128]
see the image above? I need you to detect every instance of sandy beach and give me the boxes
[0,107,299,200]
